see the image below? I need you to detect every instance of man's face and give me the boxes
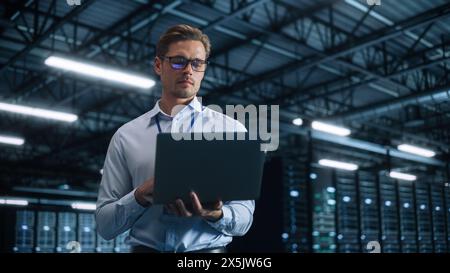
[154,40,207,99]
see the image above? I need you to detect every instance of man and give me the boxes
[95,24,254,253]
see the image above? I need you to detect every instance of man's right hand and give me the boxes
[134,177,155,207]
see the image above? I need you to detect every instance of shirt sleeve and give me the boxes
[95,130,147,240]
[206,200,255,236]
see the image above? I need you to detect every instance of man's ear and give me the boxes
[154,57,162,76]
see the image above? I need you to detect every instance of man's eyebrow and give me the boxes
[169,55,205,60]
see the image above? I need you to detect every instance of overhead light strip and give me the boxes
[0,102,78,122]
[45,56,156,89]
[397,144,436,158]
[318,159,358,171]
[0,135,25,146]
[389,171,417,181]
[312,121,351,136]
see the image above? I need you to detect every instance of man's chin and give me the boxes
[172,89,196,99]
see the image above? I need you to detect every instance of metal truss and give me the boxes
[1,0,449,188]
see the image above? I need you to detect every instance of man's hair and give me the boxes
[156,24,211,59]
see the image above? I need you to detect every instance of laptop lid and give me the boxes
[153,133,265,204]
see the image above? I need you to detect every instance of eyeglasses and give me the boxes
[160,55,209,72]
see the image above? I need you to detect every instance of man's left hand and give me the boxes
[166,192,223,222]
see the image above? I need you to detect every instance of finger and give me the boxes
[169,203,181,216]
[176,199,192,217]
[173,200,184,216]
[165,204,176,214]
[190,192,203,214]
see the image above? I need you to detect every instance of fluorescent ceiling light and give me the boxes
[0,135,25,146]
[397,144,436,158]
[45,56,156,89]
[71,202,96,211]
[0,102,78,122]
[345,0,393,26]
[312,121,351,136]
[389,171,417,181]
[0,199,29,206]
[318,159,358,171]
[292,118,303,126]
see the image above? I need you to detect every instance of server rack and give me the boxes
[36,211,56,253]
[10,208,128,253]
[335,171,360,253]
[430,183,448,252]
[14,210,34,253]
[358,172,380,253]
[397,181,418,252]
[78,213,96,252]
[415,182,433,252]
[56,212,77,253]
[311,167,336,253]
[282,150,311,253]
[379,175,401,252]
[445,184,450,252]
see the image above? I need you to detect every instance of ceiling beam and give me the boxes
[0,0,97,75]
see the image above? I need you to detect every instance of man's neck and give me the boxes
[159,93,195,116]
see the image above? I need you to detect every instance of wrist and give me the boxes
[206,209,223,222]
[134,187,151,207]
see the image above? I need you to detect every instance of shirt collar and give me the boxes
[188,96,203,113]
[147,96,203,121]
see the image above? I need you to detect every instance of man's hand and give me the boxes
[166,192,223,222]
[134,177,155,207]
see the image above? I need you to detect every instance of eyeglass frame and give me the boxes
[158,55,210,72]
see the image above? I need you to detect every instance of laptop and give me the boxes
[153,133,265,205]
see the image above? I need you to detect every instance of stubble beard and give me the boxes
[171,86,197,99]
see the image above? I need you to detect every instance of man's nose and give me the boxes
[182,61,194,75]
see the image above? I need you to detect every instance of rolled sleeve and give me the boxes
[206,200,255,236]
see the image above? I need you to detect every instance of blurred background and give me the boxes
[0,0,449,253]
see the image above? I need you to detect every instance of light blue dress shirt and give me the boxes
[95,97,255,252]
